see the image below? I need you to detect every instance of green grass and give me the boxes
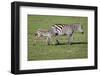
[28,15,88,61]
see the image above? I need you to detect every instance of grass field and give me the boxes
[28,15,88,61]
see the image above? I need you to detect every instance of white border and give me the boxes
[20,6,95,70]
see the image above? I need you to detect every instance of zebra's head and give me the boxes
[78,26,84,34]
[74,24,84,34]
[34,31,41,38]
[34,29,43,38]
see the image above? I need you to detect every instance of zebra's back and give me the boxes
[52,23,81,35]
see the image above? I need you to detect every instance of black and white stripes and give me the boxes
[52,24,65,35]
[51,23,83,36]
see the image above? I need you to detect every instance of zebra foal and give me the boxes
[34,28,53,45]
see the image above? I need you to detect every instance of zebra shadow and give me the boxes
[71,42,87,45]
[55,42,87,45]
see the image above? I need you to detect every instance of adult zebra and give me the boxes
[51,23,84,45]
[35,23,84,45]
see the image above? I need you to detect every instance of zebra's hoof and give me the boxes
[69,43,72,45]
[68,42,72,45]
[55,43,60,45]
[48,43,50,45]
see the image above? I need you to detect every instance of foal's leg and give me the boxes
[46,37,51,45]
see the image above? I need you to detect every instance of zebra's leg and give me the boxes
[55,36,60,45]
[67,34,72,45]
[56,39,60,45]
[71,34,73,43]
[46,37,51,45]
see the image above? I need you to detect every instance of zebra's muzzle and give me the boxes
[82,32,84,34]
[34,33,38,36]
